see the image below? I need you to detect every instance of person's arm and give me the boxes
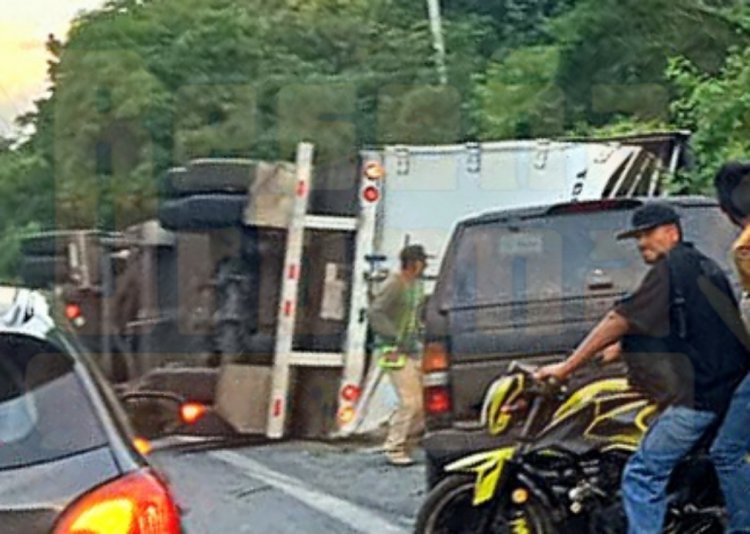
[535,311,630,380]
[367,278,401,340]
[536,260,669,381]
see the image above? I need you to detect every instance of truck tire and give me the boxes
[213,257,259,364]
[158,194,247,231]
[162,160,257,198]
[20,254,68,288]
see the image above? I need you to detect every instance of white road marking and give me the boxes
[210,450,408,534]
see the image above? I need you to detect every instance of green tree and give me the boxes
[551,0,749,127]
[21,0,491,232]
[668,48,750,191]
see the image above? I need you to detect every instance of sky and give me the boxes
[0,0,104,137]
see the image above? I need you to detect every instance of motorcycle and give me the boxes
[415,361,725,533]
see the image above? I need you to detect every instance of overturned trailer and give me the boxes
[20,132,689,439]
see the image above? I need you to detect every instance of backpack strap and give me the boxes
[667,256,688,340]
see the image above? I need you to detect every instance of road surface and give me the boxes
[152,440,427,533]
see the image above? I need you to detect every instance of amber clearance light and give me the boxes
[364,162,385,180]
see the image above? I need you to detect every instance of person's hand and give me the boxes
[599,342,622,364]
[534,361,571,382]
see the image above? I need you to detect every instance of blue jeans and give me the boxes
[710,373,750,533]
[622,405,717,534]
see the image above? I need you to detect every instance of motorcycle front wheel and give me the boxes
[414,474,554,534]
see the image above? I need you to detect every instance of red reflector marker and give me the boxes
[341,384,361,403]
[362,185,380,203]
[65,303,82,320]
[53,469,180,534]
[425,386,452,415]
[180,402,207,425]
[296,180,307,197]
[273,398,283,417]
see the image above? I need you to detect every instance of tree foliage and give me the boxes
[1,0,750,280]
[476,0,750,140]
[668,48,750,191]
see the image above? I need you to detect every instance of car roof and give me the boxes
[0,286,56,341]
[460,195,718,227]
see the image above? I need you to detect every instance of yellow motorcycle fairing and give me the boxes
[552,378,630,422]
[481,373,525,436]
[446,446,516,506]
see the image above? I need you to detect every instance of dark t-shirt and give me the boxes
[615,242,750,413]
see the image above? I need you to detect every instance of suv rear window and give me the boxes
[441,205,738,309]
[0,335,107,470]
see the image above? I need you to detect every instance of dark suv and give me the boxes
[421,196,740,487]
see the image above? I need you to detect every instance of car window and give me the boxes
[0,335,107,471]
[441,206,738,309]
[681,206,740,274]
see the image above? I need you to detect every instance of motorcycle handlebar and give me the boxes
[507,360,566,397]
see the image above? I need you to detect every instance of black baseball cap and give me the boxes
[400,244,430,263]
[616,202,681,240]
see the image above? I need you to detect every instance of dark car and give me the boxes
[0,288,182,534]
[421,196,741,487]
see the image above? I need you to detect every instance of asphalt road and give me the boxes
[151,440,427,533]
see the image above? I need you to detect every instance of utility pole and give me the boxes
[426,0,448,85]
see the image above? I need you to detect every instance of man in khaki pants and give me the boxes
[368,245,427,466]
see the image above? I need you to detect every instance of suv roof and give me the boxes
[463,195,716,227]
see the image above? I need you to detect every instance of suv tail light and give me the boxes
[422,341,452,415]
[423,342,449,373]
[53,469,180,534]
[425,386,452,414]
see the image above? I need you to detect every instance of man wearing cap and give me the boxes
[368,244,428,466]
[535,202,749,533]
[712,161,750,533]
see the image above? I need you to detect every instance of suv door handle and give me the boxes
[587,269,613,291]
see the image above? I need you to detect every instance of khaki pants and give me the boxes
[383,358,424,455]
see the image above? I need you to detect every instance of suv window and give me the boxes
[0,335,107,470]
[440,206,738,309]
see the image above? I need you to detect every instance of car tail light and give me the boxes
[422,342,449,373]
[180,402,207,425]
[425,386,452,415]
[53,469,180,534]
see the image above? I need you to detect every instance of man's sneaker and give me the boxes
[386,451,415,466]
